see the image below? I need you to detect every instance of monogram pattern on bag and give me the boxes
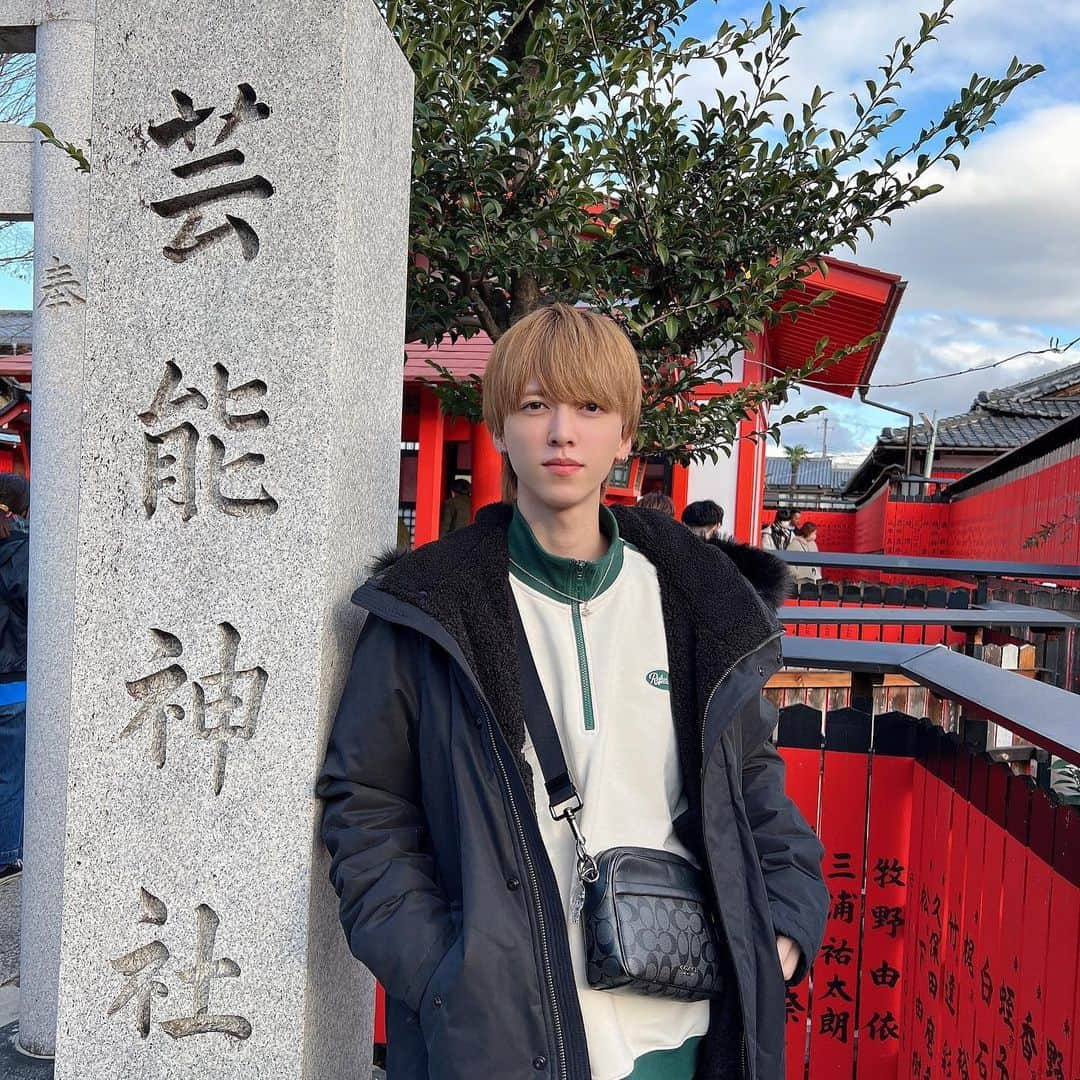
[584,893,720,1001]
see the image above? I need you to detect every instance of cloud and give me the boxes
[686,0,1079,120]
[855,104,1080,324]
[774,309,1077,457]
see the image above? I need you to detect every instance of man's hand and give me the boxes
[776,934,801,982]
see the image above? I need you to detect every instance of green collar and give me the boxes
[508,504,624,606]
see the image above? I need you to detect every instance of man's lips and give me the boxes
[543,459,584,474]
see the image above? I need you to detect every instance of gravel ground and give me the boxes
[0,875,19,989]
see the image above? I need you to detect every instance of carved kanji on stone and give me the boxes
[149,84,273,263]
[107,889,252,1043]
[107,888,170,1038]
[191,622,267,796]
[138,359,277,521]
[121,624,267,795]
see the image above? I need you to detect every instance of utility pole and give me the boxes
[821,415,829,459]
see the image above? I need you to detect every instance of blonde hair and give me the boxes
[482,304,642,500]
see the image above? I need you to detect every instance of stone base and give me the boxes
[1,1023,55,1078]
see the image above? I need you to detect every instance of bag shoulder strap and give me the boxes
[509,592,582,819]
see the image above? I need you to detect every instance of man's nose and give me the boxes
[547,405,577,444]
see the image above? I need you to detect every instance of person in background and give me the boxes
[761,508,797,550]
[439,477,473,537]
[788,521,821,587]
[636,490,675,517]
[681,499,724,541]
[764,509,790,552]
[0,474,30,883]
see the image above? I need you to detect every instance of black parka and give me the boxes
[0,525,28,682]
[317,505,827,1080]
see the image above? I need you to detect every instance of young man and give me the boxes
[318,305,827,1080]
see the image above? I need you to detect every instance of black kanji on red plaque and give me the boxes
[943,971,957,1017]
[957,1045,971,1080]
[872,857,906,887]
[820,1008,850,1043]
[993,1043,1010,1080]
[785,988,805,1024]
[1019,1013,1037,1065]
[1045,1038,1065,1080]
[866,1010,900,1042]
[828,852,856,879]
[870,959,901,988]
[998,983,1016,1030]
[962,935,975,977]
[871,904,905,937]
[819,937,854,966]
[831,889,857,923]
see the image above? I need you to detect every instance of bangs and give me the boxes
[483,305,642,437]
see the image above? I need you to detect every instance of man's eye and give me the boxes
[522,400,546,411]
[581,402,603,413]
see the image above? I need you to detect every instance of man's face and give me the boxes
[495,382,631,514]
[790,512,802,529]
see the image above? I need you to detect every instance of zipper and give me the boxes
[570,561,596,732]
[570,601,596,731]
[483,697,568,1079]
[699,631,784,762]
[698,629,783,1080]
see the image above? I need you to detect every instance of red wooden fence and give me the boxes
[777,710,1080,1080]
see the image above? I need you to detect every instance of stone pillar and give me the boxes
[17,2,96,1057]
[50,2,413,1076]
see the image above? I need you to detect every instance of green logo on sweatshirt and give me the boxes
[645,669,669,691]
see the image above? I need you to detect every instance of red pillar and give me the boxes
[471,422,503,516]
[670,464,690,519]
[414,387,445,547]
[733,334,767,543]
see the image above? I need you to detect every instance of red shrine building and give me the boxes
[398,257,906,546]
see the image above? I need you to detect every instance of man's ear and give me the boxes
[492,432,506,453]
[617,433,633,461]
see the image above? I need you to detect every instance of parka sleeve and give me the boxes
[316,614,457,1013]
[741,699,828,985]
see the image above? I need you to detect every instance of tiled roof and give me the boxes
[844,359,1080,499]
[765,456,856,490]
[878,410,1071,450]
[876,360,1080,450]
[975,359,1080,403]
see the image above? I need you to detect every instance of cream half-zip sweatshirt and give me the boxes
[509,506,709,1080]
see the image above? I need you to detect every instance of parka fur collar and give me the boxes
[361,502,792,789]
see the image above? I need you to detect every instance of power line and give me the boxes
[761,336,1080,392]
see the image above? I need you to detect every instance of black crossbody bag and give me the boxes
[511,598,724,1002]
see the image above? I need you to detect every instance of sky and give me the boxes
[1,2,1076,465]
[675,0,1079,462]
